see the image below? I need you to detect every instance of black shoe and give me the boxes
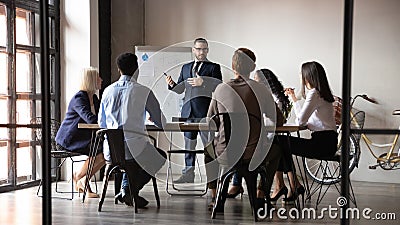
[122,193,133,206]
[270,186,288,203]
[136,195,149,209]
[226,186,244,198]
[208,197,224,212]
[115,189,133,206]
[283,185,305,204]
[174,174,194,183]
[115,192,124,203]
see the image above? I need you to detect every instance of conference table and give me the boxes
[78,122,218,200]
[78,122,306,201]
[78,123,305,132]
[78,123,305,133]
[78,122,215,132]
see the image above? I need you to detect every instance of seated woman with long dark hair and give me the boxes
[272,61,337,204]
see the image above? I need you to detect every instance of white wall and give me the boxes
[59,0,99,180]
[90,0,99,68]
[111,0,144,81]
[60,0,99,112]
[145,0,400,183]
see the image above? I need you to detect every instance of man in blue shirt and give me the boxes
[99,52,166,207]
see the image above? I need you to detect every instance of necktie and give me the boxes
[192,61,201,77]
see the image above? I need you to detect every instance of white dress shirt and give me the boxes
[293,88,336,132]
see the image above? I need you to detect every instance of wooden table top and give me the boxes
[78,123,306,133]
[78,122,215,132]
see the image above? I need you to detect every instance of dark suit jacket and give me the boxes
[55,91,99,152]
[168,60,222,119]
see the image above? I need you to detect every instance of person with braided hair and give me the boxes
[254,69,292,122]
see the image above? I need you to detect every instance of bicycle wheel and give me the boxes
[304,134,359,184]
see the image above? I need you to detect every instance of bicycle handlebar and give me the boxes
[351,94,378,107]
[360,94,378,104]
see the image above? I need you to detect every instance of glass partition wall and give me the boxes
[0,0,60,192]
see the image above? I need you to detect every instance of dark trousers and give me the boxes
[183,130,208,174]
[121,147,167,192]
[277,130,338,172]
[124,161,151,192]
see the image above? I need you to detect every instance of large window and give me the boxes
[0,0,60,192]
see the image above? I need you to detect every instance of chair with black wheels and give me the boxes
[209,112,272,222]
[32,117,86,200]
[96,128,161,213]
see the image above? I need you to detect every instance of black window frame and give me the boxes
[0,0,60,192]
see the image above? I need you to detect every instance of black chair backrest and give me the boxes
[101,129,126,167]
[209,112,262,166]
[31,117,60,151]
[210,112,261,146]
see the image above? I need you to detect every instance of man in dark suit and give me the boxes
[165,38,222,183]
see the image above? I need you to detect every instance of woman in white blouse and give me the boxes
[271,61,337,204]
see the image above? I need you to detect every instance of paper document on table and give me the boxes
[183,122,208,125]
[145,120,154,125]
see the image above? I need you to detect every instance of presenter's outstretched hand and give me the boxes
[187,73,203,87]
[165,75,175,87]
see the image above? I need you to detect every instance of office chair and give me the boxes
[32,117,85,200]
[305,110,365,208]
[209,112,271,222]
[96,128,160,212]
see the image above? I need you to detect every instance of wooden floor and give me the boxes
[1,175,399,225]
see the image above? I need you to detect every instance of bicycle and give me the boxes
[303,94,398,185]
[362,111,400,171]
